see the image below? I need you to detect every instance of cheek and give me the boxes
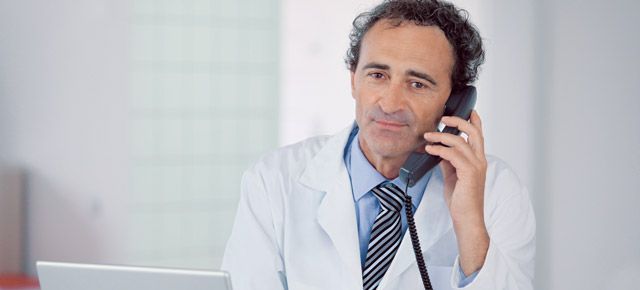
[354,98,372,126]
[353,87,376,114]
[411,102,445,131]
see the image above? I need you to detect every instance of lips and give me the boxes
[374,119,407,129]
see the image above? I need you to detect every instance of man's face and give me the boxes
[351,19,455,160]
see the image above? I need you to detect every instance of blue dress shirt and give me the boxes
[343,126,478,287]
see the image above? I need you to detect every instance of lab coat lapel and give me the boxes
[299,124,363,290]
[379,167,453,289]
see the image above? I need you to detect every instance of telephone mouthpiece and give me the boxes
[400,152,442,187]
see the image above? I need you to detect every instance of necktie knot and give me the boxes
[372,182,405,212]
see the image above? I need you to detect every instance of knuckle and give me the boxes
[469,126,480,136]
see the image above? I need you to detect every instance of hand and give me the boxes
[423,110,487,221]
[423,110,489,276]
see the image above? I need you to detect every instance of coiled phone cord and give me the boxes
[403,182,434,290]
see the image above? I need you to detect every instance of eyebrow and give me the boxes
[361,62,438,86]
[362,62,389,71]
[407,69,438,86]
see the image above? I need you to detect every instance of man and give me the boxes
[221,1,535,289]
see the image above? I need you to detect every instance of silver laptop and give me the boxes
[37,261,232,290]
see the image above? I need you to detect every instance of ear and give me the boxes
[350,70,356,99]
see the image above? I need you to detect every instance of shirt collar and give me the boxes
[348,131,431,208]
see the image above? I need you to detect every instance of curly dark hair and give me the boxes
[345,0,485,92]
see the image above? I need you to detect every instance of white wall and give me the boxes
[279,0,374,145]
[539,0,640,289]
[0,0,131,274]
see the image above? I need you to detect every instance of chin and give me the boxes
[371,145,407,159]
[363,131,414,158]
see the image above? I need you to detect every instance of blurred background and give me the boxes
[0,0,638,289]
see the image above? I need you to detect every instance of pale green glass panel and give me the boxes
[129,0,279,269]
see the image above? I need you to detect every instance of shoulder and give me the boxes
[483,155,535,223]
[243,123,355,184]
[251,134,331,174]
[240,133,335,190]
[236,133,341,225]
[485,155,521,183]
[484,155,530,204]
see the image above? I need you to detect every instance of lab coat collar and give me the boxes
[299,122,363,290]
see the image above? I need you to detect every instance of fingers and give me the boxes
[423,110,487,172]
[424,131,478,166]
[439,110,485,160]
[470,110,483,131]
[424,143,473,171]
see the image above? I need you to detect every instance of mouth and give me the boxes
[374,119,407,130]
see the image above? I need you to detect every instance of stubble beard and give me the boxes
[361,125,423,160]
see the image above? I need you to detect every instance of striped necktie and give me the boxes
[362,182,405,290]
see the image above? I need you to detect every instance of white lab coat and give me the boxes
[221,124,535,290]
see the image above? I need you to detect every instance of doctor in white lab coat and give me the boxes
[222,1,535,289]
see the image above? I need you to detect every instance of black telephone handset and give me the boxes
[400,85,478,187]
[398,85,477,290]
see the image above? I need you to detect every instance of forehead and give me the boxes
[359,19,455,77]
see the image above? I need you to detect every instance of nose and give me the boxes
[378,80,406,114]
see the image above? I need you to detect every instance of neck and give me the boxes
[358,135,411,180]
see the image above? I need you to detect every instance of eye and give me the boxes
[411,81,426,89]
[368,72,385,79]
